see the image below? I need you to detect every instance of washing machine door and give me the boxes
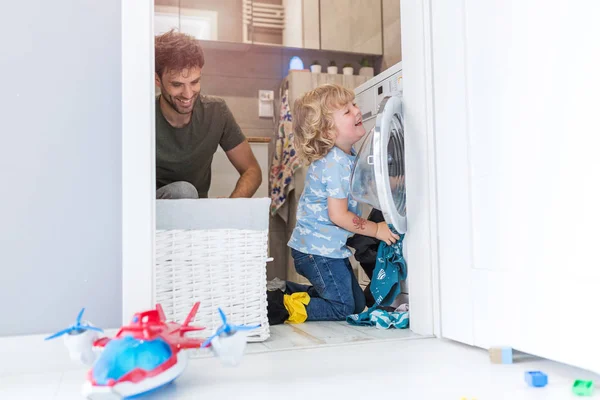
[351,95,406,233]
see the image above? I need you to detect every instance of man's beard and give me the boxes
[162,91,197,115]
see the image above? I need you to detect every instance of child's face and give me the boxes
[331,101,366,148]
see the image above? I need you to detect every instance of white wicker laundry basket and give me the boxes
[155,198,270,347]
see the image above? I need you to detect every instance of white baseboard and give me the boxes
[0,329,118,377]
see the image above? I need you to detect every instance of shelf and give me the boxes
[198,39,384,58]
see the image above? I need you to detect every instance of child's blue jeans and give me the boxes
[287,248,366,321]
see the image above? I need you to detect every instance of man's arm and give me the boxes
[225,140,262,198]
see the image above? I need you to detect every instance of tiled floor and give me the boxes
[234,321,421,353]
[182,320,421,359]
[1,324,598,400]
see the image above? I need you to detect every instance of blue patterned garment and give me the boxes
[370,230,407,306]
[346,307,409,330]
[288,147,361,259]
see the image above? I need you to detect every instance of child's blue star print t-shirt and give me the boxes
[288,146,362,259]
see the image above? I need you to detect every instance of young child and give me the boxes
[286,84,399,321]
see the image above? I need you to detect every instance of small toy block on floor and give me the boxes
[489,346,513,364]
[572,380,594,396]
[524,371,548,387]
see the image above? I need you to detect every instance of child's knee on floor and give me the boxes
[331,298,355,320]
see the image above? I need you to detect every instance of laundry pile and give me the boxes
[265,208,409,329]
[346,303,409,329]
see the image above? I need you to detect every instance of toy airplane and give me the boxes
[45,302,258,399]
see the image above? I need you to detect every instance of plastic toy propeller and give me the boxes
[45,308,104,340]
[45,308,104,366]
[202,308,259,347]
[202,307,259,366]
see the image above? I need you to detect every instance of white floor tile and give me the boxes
[0,371,62,400]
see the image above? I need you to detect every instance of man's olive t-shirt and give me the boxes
[156,95,246,198]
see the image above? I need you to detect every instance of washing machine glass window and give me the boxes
[350,95,407,233]
[386,113,406,217]
[350,127,382,210]
[374,95,406,233]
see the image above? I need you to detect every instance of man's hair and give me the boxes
[155,30,205,79]
[292,84,355,164]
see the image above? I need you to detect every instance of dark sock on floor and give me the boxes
[266,289,289,325]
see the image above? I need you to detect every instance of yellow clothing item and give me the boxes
[283,292,311,323]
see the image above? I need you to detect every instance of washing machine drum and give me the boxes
[350,95,407,233]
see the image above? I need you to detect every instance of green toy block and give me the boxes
[572,380,594,396]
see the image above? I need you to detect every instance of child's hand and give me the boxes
[375,222,400,245]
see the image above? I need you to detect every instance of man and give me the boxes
[154,30,262,199]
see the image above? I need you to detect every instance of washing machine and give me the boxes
[352,61,405,234]
[350,61,407,305]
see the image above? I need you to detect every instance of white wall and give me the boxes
[0,0,122,335]
[431,0,600,372]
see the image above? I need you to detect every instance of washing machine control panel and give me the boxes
[376,70,403,110]
[355,88,376,123]
[355,69,403,123]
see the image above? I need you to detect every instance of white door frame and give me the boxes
[120,0,442,337]
[400,0,441,338]
[121,0,155,324]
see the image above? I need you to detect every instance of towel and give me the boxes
[346,306,409,329]
[370,230,407,306]
[269,88,303,216]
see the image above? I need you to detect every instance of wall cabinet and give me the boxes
[156,0,385,55]
[319,0,383,54]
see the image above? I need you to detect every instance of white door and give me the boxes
[420,0,600,373]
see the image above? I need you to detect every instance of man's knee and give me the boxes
[156,181,198,199]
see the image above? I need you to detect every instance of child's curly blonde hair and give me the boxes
[292,84,355,164]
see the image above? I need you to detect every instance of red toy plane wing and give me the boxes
[179,325,206,334]
[93,337,111,348]
[182,302,200,327]
[176,337,206,349]
[156,304,166,322]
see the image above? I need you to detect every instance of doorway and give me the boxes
[121,0,440,355]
